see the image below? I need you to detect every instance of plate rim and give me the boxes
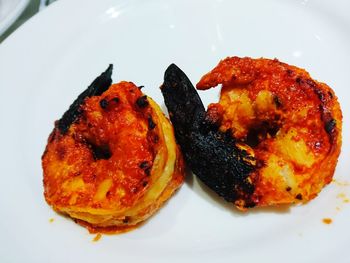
[0,0,30,36]
[0,0,349,262]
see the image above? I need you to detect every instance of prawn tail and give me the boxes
[161,64,256,206]
[57,64,113,134]
[161,63,206,133]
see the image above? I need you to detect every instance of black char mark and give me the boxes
[325,119,336,135]
[161,64,255,205]
[88,141,112,160]
[297,76,337,144]
[57,64,113,134]
[136,95,149,108]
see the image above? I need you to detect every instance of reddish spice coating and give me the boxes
[43,82,159,210]
[322,218,332,224]
[43,78,185,232]
[197,57,342,208]
[92,233,102,242]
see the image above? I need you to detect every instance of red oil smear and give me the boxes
[92,233,102,242]
[76,218,141,234]
[322,218,333,225]
[333,179,350,187]
[337,193,350,203]
[337,193,346,198]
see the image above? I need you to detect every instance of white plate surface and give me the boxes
[0,0,29,35]
[0,0,349,262]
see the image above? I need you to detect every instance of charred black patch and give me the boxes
[123,217,130,224]
[286,69,294,76]
[139,161,151,175]
[268,124,280,136]
[243,201,256,208]
[144,167,151,176]
[286,186,292,192]
[313,87,325,102]
[139,161,150,169]
[138,85,144,90]
[273,95,282,108]
[136,95,149,108]
[246,129,260,148]
[57,65,113,134]
[99,99,108,109]
[86,141,112,160]
[148,115,156,130]
[161,64,255,204]
[325,119,336,135]
[246,121,280,148]
[112,97,120,103]
[142,181,148,187]
[295,193,303,200]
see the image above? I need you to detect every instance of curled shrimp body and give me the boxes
[42,66,185,232]
[162,57,342,209]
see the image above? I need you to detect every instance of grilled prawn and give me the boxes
[161,58,342,209]
[42,65,184,232]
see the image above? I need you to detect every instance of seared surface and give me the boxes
[44,82,158,208]
[58,65,113,134]
[42,66,184,232]
[162,64,255,205]
[162,57,342,209]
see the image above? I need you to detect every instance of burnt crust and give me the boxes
[161,64,255,204]
[295,75,337,144]
[57,64,113,134]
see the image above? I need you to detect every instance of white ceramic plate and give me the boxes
[0,0,29,35]
[0,0,349,262]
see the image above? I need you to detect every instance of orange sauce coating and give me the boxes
[322,218,332,224]
[197,57,342,207]
[92,233,102,242]
[43,82,159,210]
